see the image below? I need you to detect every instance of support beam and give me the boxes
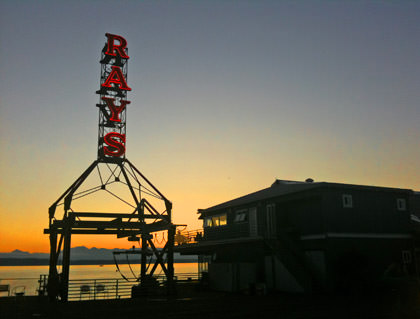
[61,215,73,301]
[148,239,169,277]
[167,226,176,295]
[47,231,59,301]
[125,159,170,203]
[140,233,149,284]
[119,164,139,209]
[69,212,140,218]
[48,161,98,220]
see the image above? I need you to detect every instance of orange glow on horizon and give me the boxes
[1,171,418,253]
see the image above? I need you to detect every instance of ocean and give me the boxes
[0,263,198,296]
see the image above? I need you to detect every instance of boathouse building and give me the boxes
[177,179,419,293]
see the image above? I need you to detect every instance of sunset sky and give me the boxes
[0,1,419,253]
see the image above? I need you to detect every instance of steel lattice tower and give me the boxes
[96,40,129,162]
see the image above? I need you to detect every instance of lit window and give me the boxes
[219,214,227,226]
[207,214,227,227]
[204,217,212,228]
[342,194,353,208]
[397,198,406,211]
[212,216,220,227]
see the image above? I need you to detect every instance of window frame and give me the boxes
[342,194,353,208]
[205,214,228,228]
[397,198,407,211]
[204,217,212,228]
[402,250,412,264]
[234,209,248,223]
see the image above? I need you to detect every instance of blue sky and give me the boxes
[0,0,419,251]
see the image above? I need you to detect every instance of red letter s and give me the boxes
[103,132,126,157]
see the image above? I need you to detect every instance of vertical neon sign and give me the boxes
[96,33,131,161]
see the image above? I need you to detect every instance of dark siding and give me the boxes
[411,193,420,217]
[212,241,265,263]
[275,194,323,237]
[326,237,412,290]
[323,187,411,234]
[202,187,411,240]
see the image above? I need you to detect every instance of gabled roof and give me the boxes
[198,179,413,216]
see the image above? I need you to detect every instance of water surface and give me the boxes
[0,263,198,296]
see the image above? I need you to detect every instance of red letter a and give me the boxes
[101,97,130,122]
[103,132,126,157]
[105,33,129,59]
[102,66,131,91]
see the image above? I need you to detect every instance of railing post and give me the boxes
[94,279,96,300]
[116,279,119,299]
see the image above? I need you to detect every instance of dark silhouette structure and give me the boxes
[44,34,176,301]
[178,179,419,293]
[44,159,175,301]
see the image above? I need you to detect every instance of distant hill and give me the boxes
[0,247,123,260]
[0,249,49,259]
[0,246,197,266]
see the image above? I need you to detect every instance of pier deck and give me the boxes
[1,285,420,319]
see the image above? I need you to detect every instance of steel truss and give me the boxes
[44,158,175,301]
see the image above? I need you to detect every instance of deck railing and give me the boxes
[0,278,40,296]
[68,278,139,300]
[175,229,204,245]
[1,272,201,300]
[67,273,200,301]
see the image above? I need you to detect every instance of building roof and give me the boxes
[198,179,413,216]
[199,180,320,215]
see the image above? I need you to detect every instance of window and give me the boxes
[204,217,212,228]
[402,250,412,264]
[397,198,406,211]
[205,214,227,227]
[342,194,353,208]
[219,214,227,226]
[212,216,220,227]
[234,209,248,223]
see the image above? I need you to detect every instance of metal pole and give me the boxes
[140,233,148,285]
[61,214,73,301]
[47,230,58,301]
[167,226,175,295]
